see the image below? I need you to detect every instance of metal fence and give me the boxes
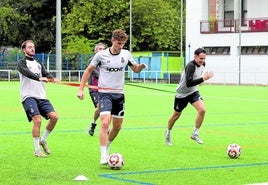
[0,70,182,84]
[1,69,268,86]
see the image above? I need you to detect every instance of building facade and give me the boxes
[186,0,268,85]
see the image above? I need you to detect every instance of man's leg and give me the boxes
[99,114,111,164]
[32,115,46,157]
[40,111,58,154]
[191,100,206,144]
[165,111,182,146]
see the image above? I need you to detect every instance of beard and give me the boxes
[26,51,35,57]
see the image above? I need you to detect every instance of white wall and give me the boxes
[186,0,268,85]
[247,0,268,18]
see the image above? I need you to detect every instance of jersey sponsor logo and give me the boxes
[106,67,124,72]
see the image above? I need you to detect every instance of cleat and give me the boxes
[89,123,97,136]
[40,140,51,154]
[191,134,204,144]
[164,130,172,146]
[34,150,47,157]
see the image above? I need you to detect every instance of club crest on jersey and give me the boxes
[121,57,125,63]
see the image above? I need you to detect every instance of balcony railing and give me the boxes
[200,17,268,34]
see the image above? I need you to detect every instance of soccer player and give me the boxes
[77,29,147,165]
[165,48,214,146]
[88,43,105,136]
[17,40,58,157]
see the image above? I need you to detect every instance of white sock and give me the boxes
[100,146,107,158]
[106,141,112,156]
[166,129,171,135]
[33,137,41,151]
[193,128,199,135]
[41,130,51,142]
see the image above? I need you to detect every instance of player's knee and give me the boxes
[32,115,42,125]
[101,122,110,129]
[172,111,181,120]
[198,108,206,115]
[49,112,58,123]
[113,125,122,131]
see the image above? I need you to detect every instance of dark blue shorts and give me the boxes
[98,93,125,118]
[174,91,203,112]
[22,97,55,122]
[89,91,99,108]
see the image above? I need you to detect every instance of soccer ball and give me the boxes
[108,153,124,170]
[227,143,241,159]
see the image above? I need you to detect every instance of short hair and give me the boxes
[94,42,105,53]
[111,29,128,41]
[194,48,207,55]
[21,40,34,50]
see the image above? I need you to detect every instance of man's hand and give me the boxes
[39,77,49,82]
[48,77,59,82]
[39,77,60,83]
[203,71,214,81]
[140,63,148,69]
[77,90,84,100]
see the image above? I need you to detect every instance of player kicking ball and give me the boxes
[77,29,147,165]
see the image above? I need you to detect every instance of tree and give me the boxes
[62,0,182,52]
[0,6,30,46]
[132,0,180,51]
[0,0,58,52]
[1,0,185,53]
[62,0,130,53]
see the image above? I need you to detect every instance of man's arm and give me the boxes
[185,65,204,87]
[185,63,213,87]
[129,62,147,73]
[17,59,40,81]
[77,63,95,100]
[40,63,54,79]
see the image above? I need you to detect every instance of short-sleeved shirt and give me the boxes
[90,48,135,93]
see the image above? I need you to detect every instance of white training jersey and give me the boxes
[176,60,205,98]
[90,48,135,93]
[18,58,47,102]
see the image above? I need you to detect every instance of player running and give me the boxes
[87,43,105,136]
[77,29,147,165]
[165,48,214,146]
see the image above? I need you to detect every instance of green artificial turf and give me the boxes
[0,82,267,185]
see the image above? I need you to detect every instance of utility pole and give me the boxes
[56,0,62,80]
[129,0,132,53]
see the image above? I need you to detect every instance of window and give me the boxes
[224,0,247,27]
[203,47,230,55]
[241,46,268,55]
[224,0,234,27]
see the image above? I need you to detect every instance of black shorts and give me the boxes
[98,93,125,118]
[22,97,55,122]
[173,91,203,112]
[89,91,99,108]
